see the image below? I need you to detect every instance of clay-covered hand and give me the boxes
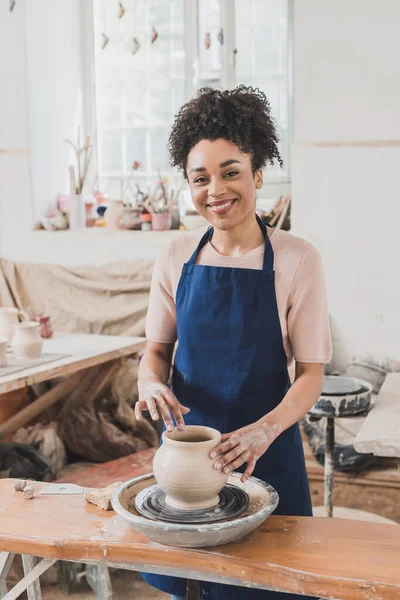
[209,421,282,483]
[135,376,190,431]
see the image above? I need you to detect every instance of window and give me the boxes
[92,0,292,197]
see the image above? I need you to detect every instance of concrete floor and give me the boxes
[42,570,169,599]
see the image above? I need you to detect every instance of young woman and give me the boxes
[136,86,332,600]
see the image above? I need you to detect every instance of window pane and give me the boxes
[93,0,185,183]
[150,128,170,172]
[197,0,222,87]
[99,129,123,173]
[93,0,291,185]
[125,129,147,172]
[235,0,290,182]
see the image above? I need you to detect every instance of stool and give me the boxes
[308,376,373,517]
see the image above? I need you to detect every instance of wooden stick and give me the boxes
[77,127,82,193]
[69,165,76,195]
[268,196,284,226]
[0,372,84,440]
[276,196,291,230]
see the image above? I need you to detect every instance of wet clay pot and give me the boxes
[153,425,228,510]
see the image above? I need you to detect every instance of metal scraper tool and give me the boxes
[39,484,84,495]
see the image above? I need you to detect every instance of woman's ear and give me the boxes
[255,169,263,189]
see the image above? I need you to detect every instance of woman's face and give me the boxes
[186,138,263,231]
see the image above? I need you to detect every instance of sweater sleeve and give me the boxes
[287,245,332,363]
[145,241,177,344]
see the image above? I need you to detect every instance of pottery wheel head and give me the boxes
[135,483,249,524]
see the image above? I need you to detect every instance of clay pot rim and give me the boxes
[162,425,220,448]
[13,321,39,329]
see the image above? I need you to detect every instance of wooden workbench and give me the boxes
[0,479,399,600]
[0,332,146,440]
[0,333,146,395]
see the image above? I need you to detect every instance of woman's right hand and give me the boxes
[135,376,190,431]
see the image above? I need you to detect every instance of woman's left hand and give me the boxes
[210,421,282,483]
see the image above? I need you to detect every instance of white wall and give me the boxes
[0,0,84,260]
[292,0,400,369]
[0,0,33,255]
[26,0,84,221]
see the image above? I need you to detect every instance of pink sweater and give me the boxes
[146,227,332,367]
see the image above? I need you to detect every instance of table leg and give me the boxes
[2,556,56,600]
[0,552,15,596]
[85,565,112,600]
[22,556,42,600]
[324,417,335,517]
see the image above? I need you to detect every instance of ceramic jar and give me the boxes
[151,212,172,231]
[0,336,8,367]
[35,315,54,339]
[11,321,43,359]
[153,425,229,510]
[0,307,25,342]
[104,200,124,230]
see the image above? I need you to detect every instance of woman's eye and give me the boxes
[194,177,208,184]
[225,171,239,178]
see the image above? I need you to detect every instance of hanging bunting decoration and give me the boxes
[101,0,109,49]
[204,31,211,50]
[151,26,158,43]
[217,28,224,45]
[101,33,110,50]
[9,0,16,12]
[118,2,126,19]
[132,37,140,55]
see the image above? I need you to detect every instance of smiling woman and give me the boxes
[187,138,264,235]
[137,85,332,600]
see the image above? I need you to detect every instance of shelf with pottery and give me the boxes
[9,228,183,265]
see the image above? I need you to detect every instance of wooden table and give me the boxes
[0,479,399,600]
[0,332,146,439]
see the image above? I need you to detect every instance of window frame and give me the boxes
[83,0,293,193]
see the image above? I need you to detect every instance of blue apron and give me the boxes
[143,216,314,599]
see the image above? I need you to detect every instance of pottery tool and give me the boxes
[39,483,84,495]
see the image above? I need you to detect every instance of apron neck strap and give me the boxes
[187,214,274,270]
[256,213,274,272]
[187,227,213,265]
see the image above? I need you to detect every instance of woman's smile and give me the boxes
[207,198,238,215]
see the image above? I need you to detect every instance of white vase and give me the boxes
[0,307,26,342]
[69,195,86,232]
[153,425,228,510]
[11,321,43,359]
[0,336,8,367]
[104,200,124,230]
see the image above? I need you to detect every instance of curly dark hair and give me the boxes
[168,85,283,177]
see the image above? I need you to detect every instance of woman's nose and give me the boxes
[208,178,227,198]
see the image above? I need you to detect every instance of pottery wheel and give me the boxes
[321,376,364,396]
[135,483,249,524]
